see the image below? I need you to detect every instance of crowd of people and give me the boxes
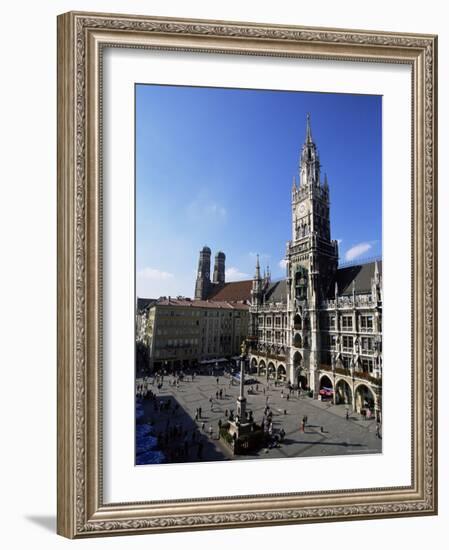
[135,370,381,464]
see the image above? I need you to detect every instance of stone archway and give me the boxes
[258,360,266,376]
[354,384,376,415]
[319,374,334,401]
[277,364,286,381]
[267,362,276,380]
[335,379,353,405]
[292,351,307,388]
[319,374,333,390]
[293,314,302,330]
[250,357,258,374]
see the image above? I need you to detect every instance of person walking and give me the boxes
[201,421,206,432]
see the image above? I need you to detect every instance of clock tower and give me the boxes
[286,114,339,391]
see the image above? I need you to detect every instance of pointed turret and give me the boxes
[374,260,380,284]
[255,253,261,279]
[251,254,263,307]
[371,260,381,302]
[306,112,313,143]
[299,114,320,188]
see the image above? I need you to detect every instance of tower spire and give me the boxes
[255,254,261,279]
[306,113,312,143]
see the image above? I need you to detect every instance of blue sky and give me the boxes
[136,84,382,299]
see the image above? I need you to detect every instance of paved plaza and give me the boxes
[136,372,382,464]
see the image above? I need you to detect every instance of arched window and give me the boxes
[293,333,302,348]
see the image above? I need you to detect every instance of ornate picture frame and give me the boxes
[57,11,437,538]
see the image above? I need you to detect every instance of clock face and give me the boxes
[298,203,306,216]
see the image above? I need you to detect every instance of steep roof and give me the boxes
[334,261,382,296]
[207,280,253,303]
[265,280,288,304]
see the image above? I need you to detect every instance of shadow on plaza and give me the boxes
[281,436,366,449]
[138,393,230,465]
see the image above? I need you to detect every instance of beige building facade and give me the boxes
[140,298,249,372]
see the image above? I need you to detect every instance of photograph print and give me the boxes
[135,84,382,466]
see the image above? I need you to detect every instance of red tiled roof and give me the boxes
[207,280,253,302]
[156,297,249,310]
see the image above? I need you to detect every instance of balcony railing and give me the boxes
[354,370,382,385]
[319,364,381,386]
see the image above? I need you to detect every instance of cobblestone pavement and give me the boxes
[137,373,381,464]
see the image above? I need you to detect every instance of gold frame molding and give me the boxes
[57,11,438,538]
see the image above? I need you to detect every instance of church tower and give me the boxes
[287,115,339,391]
[212,251,226,284]
[194,246,211,300]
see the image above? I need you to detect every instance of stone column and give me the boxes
[236,357,247,420]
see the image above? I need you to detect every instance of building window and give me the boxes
[361,337,373,352]
[360,315,374,331]
[342,335,353,351]
[266,317,272,326]
[258,316,264,326]
[266,331,272,341]
[342,316,353,330]
[342,355,351,369]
